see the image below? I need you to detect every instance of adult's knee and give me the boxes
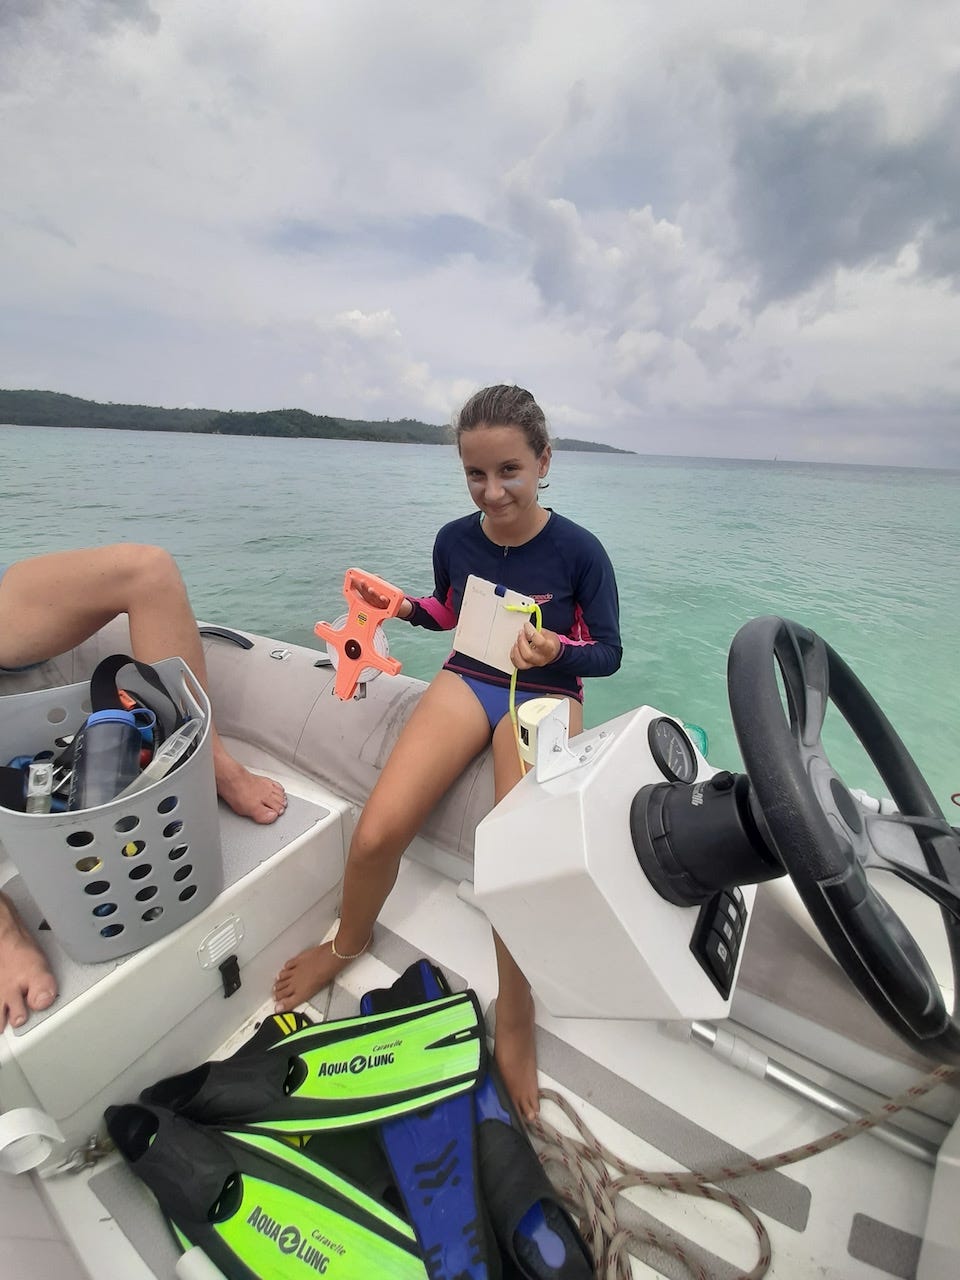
[119,545,185,600]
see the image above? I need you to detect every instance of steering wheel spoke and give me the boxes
[874,857,960,925]
[779,623,830,749]
[863,814,960,924]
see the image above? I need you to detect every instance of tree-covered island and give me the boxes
[0,389,633,453]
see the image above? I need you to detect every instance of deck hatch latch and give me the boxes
[219,954,241,998]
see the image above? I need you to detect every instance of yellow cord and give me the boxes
[504,602,542,775]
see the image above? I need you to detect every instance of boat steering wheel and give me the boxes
[727,616,960,1063]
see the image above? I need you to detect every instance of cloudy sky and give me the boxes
[2,1,958,465]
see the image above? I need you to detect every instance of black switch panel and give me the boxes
[690,890,747,998]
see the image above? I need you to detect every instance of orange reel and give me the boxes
[315,569,405,701]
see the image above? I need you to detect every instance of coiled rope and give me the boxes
[527,1063,956,1280]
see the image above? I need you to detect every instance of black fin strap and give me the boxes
[0,765,26,812]
[362,959,452,1014]
[89,653,185,730]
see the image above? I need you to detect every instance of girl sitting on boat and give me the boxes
[273,385,622,1118]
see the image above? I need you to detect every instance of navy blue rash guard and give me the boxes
[404,510,622,701]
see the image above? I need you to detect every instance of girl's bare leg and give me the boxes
[0,546,285,823]
[490,697,583,1120]
[273,671,491,1010]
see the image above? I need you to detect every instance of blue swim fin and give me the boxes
[362,960,501,1280]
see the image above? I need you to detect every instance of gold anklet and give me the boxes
[330,930,372,961]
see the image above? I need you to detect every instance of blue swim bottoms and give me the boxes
[459,674,544,731]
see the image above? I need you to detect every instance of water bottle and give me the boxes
[67,709,143,810]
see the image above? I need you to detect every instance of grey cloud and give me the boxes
[913,92,960,283]
[262,221,341,256]
[504,174,695,337]
[557,142,677,223]
[261,214,513,268]
[84,0,159,35]
[501,166,739,400]
[504,184,588,316]
[0,0,55,26]
[719,51,960,306]
[684,322,744,376]
[0,0,159,34]
[0,0,159,91]
[0,209,76,248]
[920,220,960,282]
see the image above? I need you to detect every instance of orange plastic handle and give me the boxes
[315,569,405,701]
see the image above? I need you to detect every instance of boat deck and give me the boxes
[2,740,957,1279]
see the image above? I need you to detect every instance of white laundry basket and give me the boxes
[0,657,222,963]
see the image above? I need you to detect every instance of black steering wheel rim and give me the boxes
[728,616,960,1063]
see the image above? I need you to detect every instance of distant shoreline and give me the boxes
[0,388,634,455]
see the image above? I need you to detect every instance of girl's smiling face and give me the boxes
[459,424,551,541]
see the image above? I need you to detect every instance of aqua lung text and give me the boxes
[247,1206,336,1272]
[315,1052,396,1077]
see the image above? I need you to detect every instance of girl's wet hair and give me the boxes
[454,385,550,458]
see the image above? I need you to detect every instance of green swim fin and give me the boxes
[140,991,486,1135]
[104,1102,428,1279]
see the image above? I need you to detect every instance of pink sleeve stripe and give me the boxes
[409,594,458,629]
[559,605,594,646]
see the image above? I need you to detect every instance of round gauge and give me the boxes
[648,717,697,783]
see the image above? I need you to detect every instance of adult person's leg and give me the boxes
[273,670,491,1009]
[488,696,584,1120]
[0,546,286,822]
[0,545,286,1032]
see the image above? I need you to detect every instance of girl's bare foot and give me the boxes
[0,893,58,1031]
[494,988,540,1121]
[273,942,351,1012]
[213,750,287,825]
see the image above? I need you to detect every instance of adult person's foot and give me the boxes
[0,892,57,1032]
[212,744,287,824]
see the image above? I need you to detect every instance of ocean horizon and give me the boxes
[5,412,959,472]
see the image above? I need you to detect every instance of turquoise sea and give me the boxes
[2,424,958,812]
